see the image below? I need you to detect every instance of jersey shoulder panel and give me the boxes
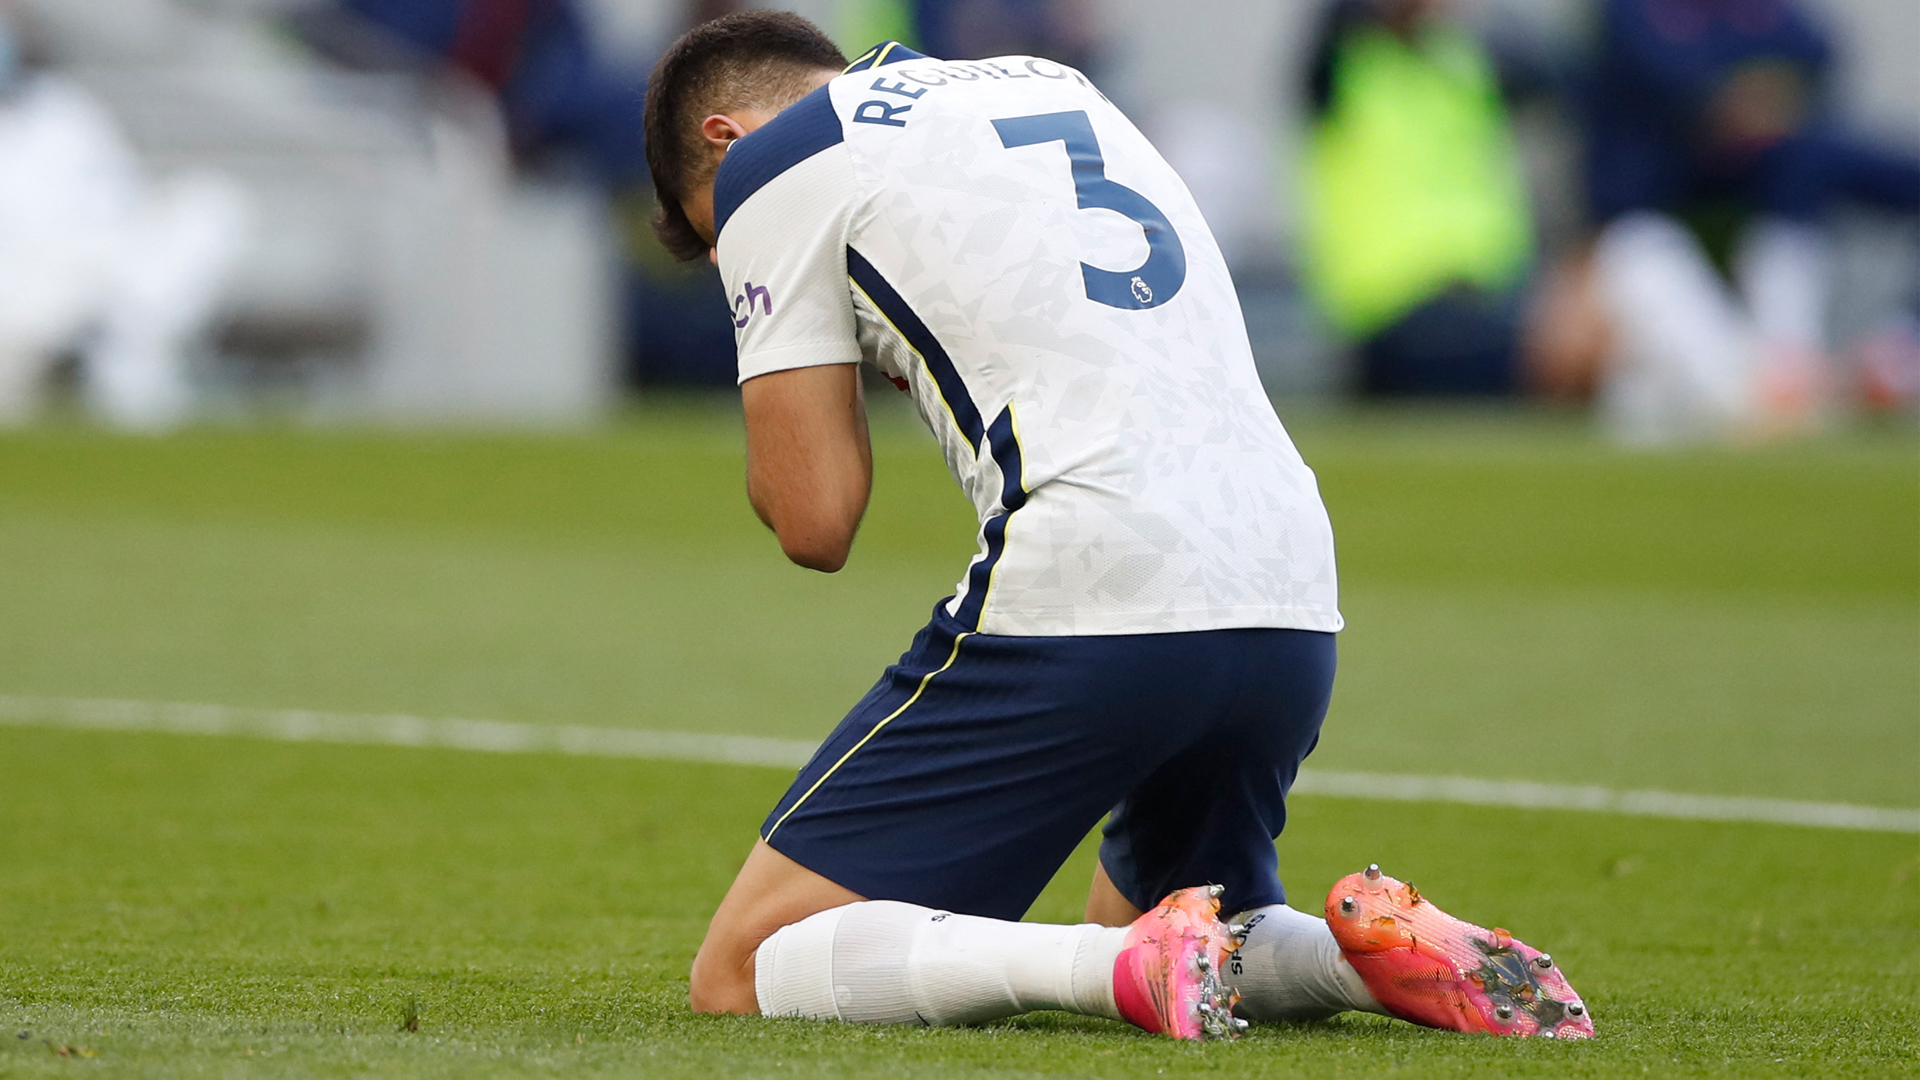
[712,84,844,239]
[716,137,862,385]
[842,40,929,73]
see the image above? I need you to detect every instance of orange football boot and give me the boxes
[1326,864,1594,1039]
[1113,884,1245,1040]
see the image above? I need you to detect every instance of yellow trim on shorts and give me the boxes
[761,631,971,842]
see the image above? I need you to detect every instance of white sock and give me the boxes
[754,900,1128,1026]
[1735,217,1829,354]
[1593,211,1760,442]
[1226,904,1383,1021]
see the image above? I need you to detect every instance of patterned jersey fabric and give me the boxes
[713,43,1341,636]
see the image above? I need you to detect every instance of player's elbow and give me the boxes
[752,481,866,573]
[749,490,858,572]
[777,525,854,573]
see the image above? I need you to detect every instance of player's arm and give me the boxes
[742,363,872,573]
[711,122,867,573]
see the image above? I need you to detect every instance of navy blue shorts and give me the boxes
[761,602,1336,922]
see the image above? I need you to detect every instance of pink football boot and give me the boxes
[1326,864,1594,1039]
[1113,884,1245,1040]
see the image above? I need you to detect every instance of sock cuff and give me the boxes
[1068,925,1127,1020]
[756,901,933,1024]
[754,905,850,1019]
[830,901,922,1024]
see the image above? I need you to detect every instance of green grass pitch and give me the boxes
[1,401,1915,1078]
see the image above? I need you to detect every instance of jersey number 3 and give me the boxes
[993,110,1187,311]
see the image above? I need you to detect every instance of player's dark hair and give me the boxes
[643,12,847,261]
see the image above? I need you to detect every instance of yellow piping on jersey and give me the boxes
[848,276,978,462]
[761,632,971,842]
[844,46,881,73]
[873,41,899,68]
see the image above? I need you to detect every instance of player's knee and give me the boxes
[688,936,761,1014]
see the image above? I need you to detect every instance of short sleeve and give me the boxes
[712,90,863,385]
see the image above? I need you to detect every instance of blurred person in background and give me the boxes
[913,0,1098,71]
[1296,0,1549,397]
[1570,0,1920,443]
[299,0,649,180]
[292,0,1102,392]
[833,0,1097,69]
[0,2,249,428]
[296,0,743,386]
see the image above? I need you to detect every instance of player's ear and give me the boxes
[701,114,752,152]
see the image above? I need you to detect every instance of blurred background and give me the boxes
[1,4,1913,1068]
[0,0,1913,437]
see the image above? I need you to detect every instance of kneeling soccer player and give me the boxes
[641,12,1593,1041]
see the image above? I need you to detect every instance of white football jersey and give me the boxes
[713,43,1341,636]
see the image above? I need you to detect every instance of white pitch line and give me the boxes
[3,694,1915,835]
[1284,770,1920,834]
[0,694,812,769]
